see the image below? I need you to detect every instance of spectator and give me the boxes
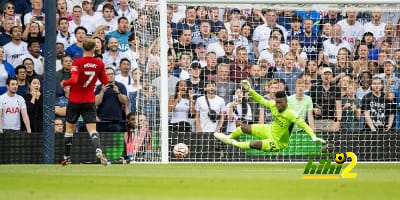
[126,68,142,93]
[259,35,280,65]
[248,64,267,95]
[230,46,253,83]
[337,11,364,51]
[0,46,16,95]
[226,87,252,133]
[265,50,283,81]
[362,31,375,49]
[81,0,102,24]
[56,17,75,50]
[259,79,280,124]
[56,43,65,71]
[310,67,341,132]
[200,51,218,82]
[115,58,132,89]
[2,2,22,27]
[287,14,303,41]
[193,42,207,67]
[270,27,289,54]
[116,0,138,25]
[17,39,44,75]
[98,3,118,34]
[54,117,64,134]
[172,52,191,80]
[56,55,73,82]
[102,37,129,73]
[4,26,27,67]
[208,7,225,35]
[65,26,87,60]
[215,63,236,104]
[173,28,195,58]
[207,27,228,57]
[0,17,13,46]
[287,79,315,132]
[352,42,369,77]
[174,6,200,39]
[23,76,42,132]
[23,0,45,27]
[195,80,226,132]
[338,75,352,98]
[323,24,351,67]
[123,112,152,162]
[241,23,255,63]
[368,60,379,77]
[341,80,361,131]
[306,59,321,86]
[0,77,31,133]
[363,11,386,41]
[95,67,129,132]
[186,61,204,100]
[93,36,105,58]
[15,65,28,96]
[23,57,42,84]
[217,40,236,65]
[356,71,372,100]
[288,37,307,69]
[56,0,72,22]
[151,53,179,98]
[362,77,395,132]
[375,24,399,49]
[136,85,160,131]
[105,16,130,52]
[374,59,398,91]
[168,80,195,133]
[332,47,354,83]
[22,21,45,47]
[191,20,218,47]
[274,52,302,95]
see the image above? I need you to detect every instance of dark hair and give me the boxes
[10,26,21,35]
[128,32,136,41]
[28,39,40,48]
[74,26,87,35]
[120,58,131,65]
[14,65,26,75]
[174,80,188,99]
[275,91,287,99]
[118,16,129,24]
[6,77,17,85]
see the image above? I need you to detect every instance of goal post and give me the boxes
[153,0,400,163]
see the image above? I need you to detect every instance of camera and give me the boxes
[107,84,114,89]
[35,16,44,21]
[208,110,219,122]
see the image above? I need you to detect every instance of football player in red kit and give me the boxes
[60,38,109,165]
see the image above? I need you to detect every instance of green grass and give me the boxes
[0,163,399,200]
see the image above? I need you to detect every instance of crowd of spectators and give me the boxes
[0,1,400,135]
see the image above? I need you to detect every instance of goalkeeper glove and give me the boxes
[312,136,326,143]
[241,80,252,92]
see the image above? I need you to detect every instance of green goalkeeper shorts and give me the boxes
[250,124,281,152]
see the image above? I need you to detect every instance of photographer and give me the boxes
[226,87,253,133]
[195,80,226,133]
[95,67,129,132]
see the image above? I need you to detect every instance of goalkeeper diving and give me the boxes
[214,80,326,152]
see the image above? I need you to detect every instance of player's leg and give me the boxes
[231,124,272,150]
[82,103,107,165]
[61,103,79,166]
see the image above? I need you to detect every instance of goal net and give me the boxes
[160,2,400,162]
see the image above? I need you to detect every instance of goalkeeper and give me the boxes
[214,80,325,152]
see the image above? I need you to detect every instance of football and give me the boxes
[173,143,189,158]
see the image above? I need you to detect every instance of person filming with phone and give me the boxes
[95,67,129,132]
[226,87,253,133]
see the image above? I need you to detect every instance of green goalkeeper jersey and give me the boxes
[249,89,315,148]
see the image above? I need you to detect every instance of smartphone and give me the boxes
[35,16,44,21]
[233,95,238,102]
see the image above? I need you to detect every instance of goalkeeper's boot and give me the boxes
[61,156,71,166]
[214,132,237,145]
[96,148,108,166]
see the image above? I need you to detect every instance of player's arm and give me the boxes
[290,112,325,143]
[21,108,31,133]
[61,66,79,87]
[242,80,274,110]
[98,64,109,85]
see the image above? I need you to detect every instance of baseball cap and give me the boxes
[322,67,333,73]
[383,59,395,66]
[364,31,374,37]
[82,0,92,3]
[189,62,202,69]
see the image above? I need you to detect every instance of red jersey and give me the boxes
[63,57,108,103]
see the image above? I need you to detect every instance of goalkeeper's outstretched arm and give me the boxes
[292,116,326,143]
[241,80,274,110]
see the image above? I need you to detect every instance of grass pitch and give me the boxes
[0,163,399,200]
